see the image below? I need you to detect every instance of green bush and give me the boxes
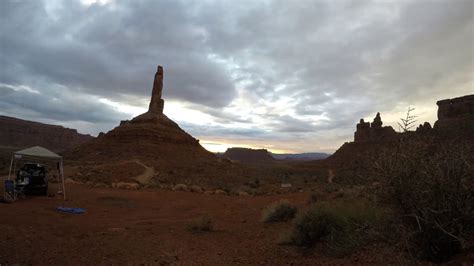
[262,200,297,223]
[187,215,214,232]
[285,201,382,256]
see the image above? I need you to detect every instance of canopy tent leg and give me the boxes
[12,159,17,180]
[60,159,66,200]
[7,156,14,180]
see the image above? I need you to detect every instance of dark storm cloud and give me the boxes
[0,83,126,123]
[0,0,236,107]
[1,0,472,151]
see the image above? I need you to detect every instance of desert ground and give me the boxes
[0,177,404,265]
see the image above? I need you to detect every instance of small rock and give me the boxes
[214,190,227,195]
[173,184,188,191]
[238,191,250,196]
[115,182,140,190]
[189,185,203,193]
[94,183,109,188]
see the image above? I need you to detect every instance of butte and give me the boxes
[66,65,241,187]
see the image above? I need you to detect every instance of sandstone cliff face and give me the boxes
[434,95,474,137]
[0,115,93,151]
[223,147,275,163]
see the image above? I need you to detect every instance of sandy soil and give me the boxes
[0,182,400,265]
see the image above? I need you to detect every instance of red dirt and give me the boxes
[0,183,400,265]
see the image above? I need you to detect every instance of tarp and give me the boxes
[14,146,62,160]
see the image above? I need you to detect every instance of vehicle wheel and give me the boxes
[3,192,15,203]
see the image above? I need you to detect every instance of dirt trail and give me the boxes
[131,160,155,185]
[328,169,335,183]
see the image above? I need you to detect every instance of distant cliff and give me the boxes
[223,147,275,163]
[0,115,94,152]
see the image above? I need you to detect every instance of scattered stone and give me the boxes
[238,191,250,196]
[114,182,140,190]
[65,178,82,184]
[173,184,188,191]
[94,183,109,188]
[189,185,203,193]
[214,190,227,195]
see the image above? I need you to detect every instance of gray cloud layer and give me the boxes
[1,0,472,152]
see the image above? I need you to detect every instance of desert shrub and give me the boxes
[285,200,382,256]
[307,192,319,204]
[187,215,213,232]
[244,178,261,188]
[262,200,297,223]
[374,139,474,262]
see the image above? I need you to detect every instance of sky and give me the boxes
[1,0,473,153]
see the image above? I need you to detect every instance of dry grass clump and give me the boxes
[187,215,214,232]
[374,139,474,262]
[261,200,297,223]
[282,200,383,256]
[307,192,319,204]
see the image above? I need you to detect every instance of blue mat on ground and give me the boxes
[56,207,85,214]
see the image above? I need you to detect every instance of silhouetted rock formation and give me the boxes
[66,65,240,187]
[416,122,432,134]
[327,94,474,182]
[434,95,474,137]
[223,147,275,163]
[372,112,382,128]
[0,115,93,152]
[149,65,165,114]
[354,112,397,142]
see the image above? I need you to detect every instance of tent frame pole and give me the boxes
[60,159,66,200]
[7,156,14,180]
[12,159,17,181]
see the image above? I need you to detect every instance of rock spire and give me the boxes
[148,65,165,114]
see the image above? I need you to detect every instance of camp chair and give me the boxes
[3,180,26,203]
[3,180,17,203]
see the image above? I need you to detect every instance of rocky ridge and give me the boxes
[0,115,93,152]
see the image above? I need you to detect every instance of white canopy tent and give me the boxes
[8,146,66,200]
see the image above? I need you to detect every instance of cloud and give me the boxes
[0,0,472,152]
[0,83,127,124]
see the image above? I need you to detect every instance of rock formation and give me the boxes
[354,113,397,142]
[329,94,474,168]
[223,147,275,163]
[416,122,432,134]
[149,65,165,114]
[434,95,474,137]
[0,115,93,152]
[66,65,241,187]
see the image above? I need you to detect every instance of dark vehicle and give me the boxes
[15,163,48,195]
